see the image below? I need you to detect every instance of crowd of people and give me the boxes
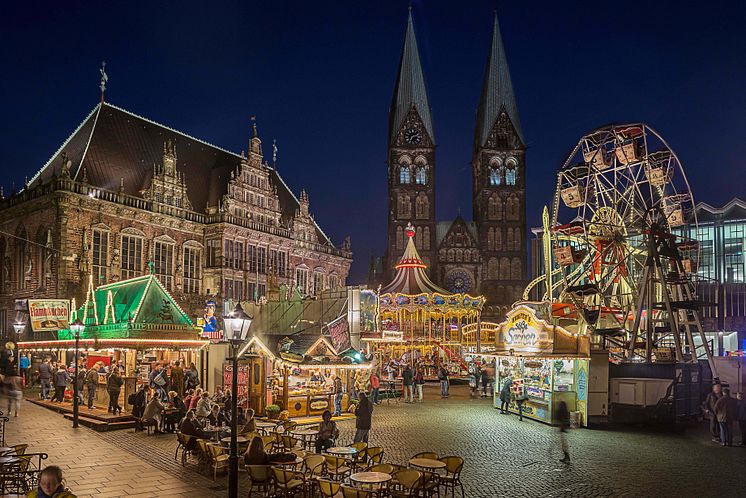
[702,383,746,447]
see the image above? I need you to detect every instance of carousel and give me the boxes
[373,223,485,377]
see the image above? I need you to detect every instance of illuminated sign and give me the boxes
[28,300,70,332]
[496,306,552,353]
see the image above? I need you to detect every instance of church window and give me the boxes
[416,167,427,185]
[400,166,411,184]
[506,168,516,185]
[507,194,519,221]
[154,240,174,291]
[121,234,143,279]
[423,226,430,250]
[183,246,202,294]
[489,169,501,186]
[499,257,510,280]
[448,249,455,262]
[92,229,109,285]
[511,258,522,280]
[415,226,423,249]
[488,194,503,221]
[456,249,463,262]
[396,226,404,251]
[506,229,514,252]
[415,193,429,220]
[513,228,521,251]
[398,193,411,219]
[488,258,499,279]
[495,228,503,251]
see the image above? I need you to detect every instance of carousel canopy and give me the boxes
[381,223,448,296]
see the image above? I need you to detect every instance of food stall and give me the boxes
[492,304,590,426]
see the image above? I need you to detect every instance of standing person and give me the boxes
[370,371,381,405]
[414,367,425,403]
[19,353,30,386]
[402,364,414,403]
[499,376,512,414]
[106,368,123,415]
[738,393,746,447]
[702,383,723,443]
[714,388,738,447]
[53,364,70,403]
[38,358,53,400]
[353,392,373,443]
[438,365,450,398]
[75,366,86,407]
[131,385,148,431]
[85,364,99,409]
[184,362,200,391]
[170,360,185,396]
[556,400,571,463]
[332,374,343,416]
[315,410,339,453]
[6,372,22,417]
[480,366,489,398]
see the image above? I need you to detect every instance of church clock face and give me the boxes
[404,127,422,145]
[446,269,473,294]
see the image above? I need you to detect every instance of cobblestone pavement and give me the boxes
[8,386,746,497]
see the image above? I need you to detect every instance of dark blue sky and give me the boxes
[3,1,745,284]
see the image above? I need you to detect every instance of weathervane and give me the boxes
[99,61,108,103]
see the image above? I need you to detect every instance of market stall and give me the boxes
[492,303,590,426]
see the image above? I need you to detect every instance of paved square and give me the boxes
[6,387,745,497]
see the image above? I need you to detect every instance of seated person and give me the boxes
[243,436,270,466]
[207,404,228,427]
[142,392,165,434]
[235,406,247,426]
[195,392,212,419]
[179,410,211,451]
[239,408,256,435]
[315,409,339,453]
[212,386,225,404]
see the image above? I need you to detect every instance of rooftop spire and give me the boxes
[474,11,523,148]
[99,61,108,104]
[389,8,434,145]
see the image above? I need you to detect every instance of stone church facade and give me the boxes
[0,103,351,331]
[376,11,527,319]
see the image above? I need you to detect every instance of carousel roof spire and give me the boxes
[382,222,447,295]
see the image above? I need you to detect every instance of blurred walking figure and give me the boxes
[499,376,512,414]
[556,400,571,463]
[7,372,22,417]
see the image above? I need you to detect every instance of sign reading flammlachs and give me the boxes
[28,300,70,332]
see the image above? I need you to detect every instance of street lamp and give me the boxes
[12,320,24,376]
[70,318,85,429]
[223,302,253,498]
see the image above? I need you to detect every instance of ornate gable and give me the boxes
[392,106,434,149]
[438,218,478,250]
[140,140,193,210]
[485,110,523,150]
[292,190,318,243]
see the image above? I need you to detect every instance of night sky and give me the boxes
[3,1,746,283]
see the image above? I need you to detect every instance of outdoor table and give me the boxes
[290,429,318,450]
[408,458,446,471]
[221,436,249,445]
[326,446,359,457]
[350,471,392,492]
[204,425,229,441]
[255,421,278,434]
[269,456,303,468]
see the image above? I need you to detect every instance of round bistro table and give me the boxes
[350,471,392,493]
[326,446,359,457]
[408,458,446,471]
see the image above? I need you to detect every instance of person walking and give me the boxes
[332,374,343,416]
[414,367,425,403]
[53,364,70,403]
[736,392,746,447]
[556,400,571,463]
[370,371,381,405]
[703,383,723,443]
[19,353,30,387]
[714,388,738,447]
[499,376,512,414]
[402,364,414,403]
[438,365,450,398]
[353,392,373,443]
[85,364,99,409]
[38,358,53,400]
[106,368,123,415]
[170,360,185,396]
[6,372,22,417]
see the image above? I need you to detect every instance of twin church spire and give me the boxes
[389,9,521,149]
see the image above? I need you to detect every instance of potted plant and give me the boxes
[266,404,281,419]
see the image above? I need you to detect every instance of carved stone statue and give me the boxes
[60,152,72,178]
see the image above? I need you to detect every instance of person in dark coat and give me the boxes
[353,392,373,443]
[480,367,489,398]
[53,366,70,403]
[85,365,99,409]
[184,363,200,391]
[714,388,739,447]
[132,385,148,431]
[106,368,124,415]
[703,383,723,442]
[499,376,512,414]
[170,360,185,396]
[179,410,210,452]
[38,359,53,400]
[402,365,414,403]
[556,400,571,463]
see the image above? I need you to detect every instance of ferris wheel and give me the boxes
[522,123,716,370]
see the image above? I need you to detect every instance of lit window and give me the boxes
[400,166,411,184]
[154,241,174,290]
[92,229,109,285]
[183,246,202,294]
[415,167,426,185]
[506,168,516,185]
[489,169,501,186]
[121,235,143,280]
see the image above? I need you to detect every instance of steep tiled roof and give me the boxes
[29,102,333,245]
[389,10,434,145]
[474,12,523,148]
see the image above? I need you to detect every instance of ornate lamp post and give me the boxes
[223,303,253,498]
[69,318,85,428]
[12,319,24,376]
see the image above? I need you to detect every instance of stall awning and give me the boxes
[18,338,209,351]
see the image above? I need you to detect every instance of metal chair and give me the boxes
[390,469,423,498]
[366,447,384,465]
[411,451,438,460]
[341,485,374,498]
[438,456,465,498]
[174,432,194,466]
[317,478,343,498]
[246,464,273,497]
[324,455,352,481]
[367,463,394,474]
[206,443,229,480]
[349,442,368,470]
[272,466,308,497]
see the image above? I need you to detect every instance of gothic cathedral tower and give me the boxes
[472,13,527,314]
[386,10,437,279]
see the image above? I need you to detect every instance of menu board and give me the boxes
[328,316,351,354]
